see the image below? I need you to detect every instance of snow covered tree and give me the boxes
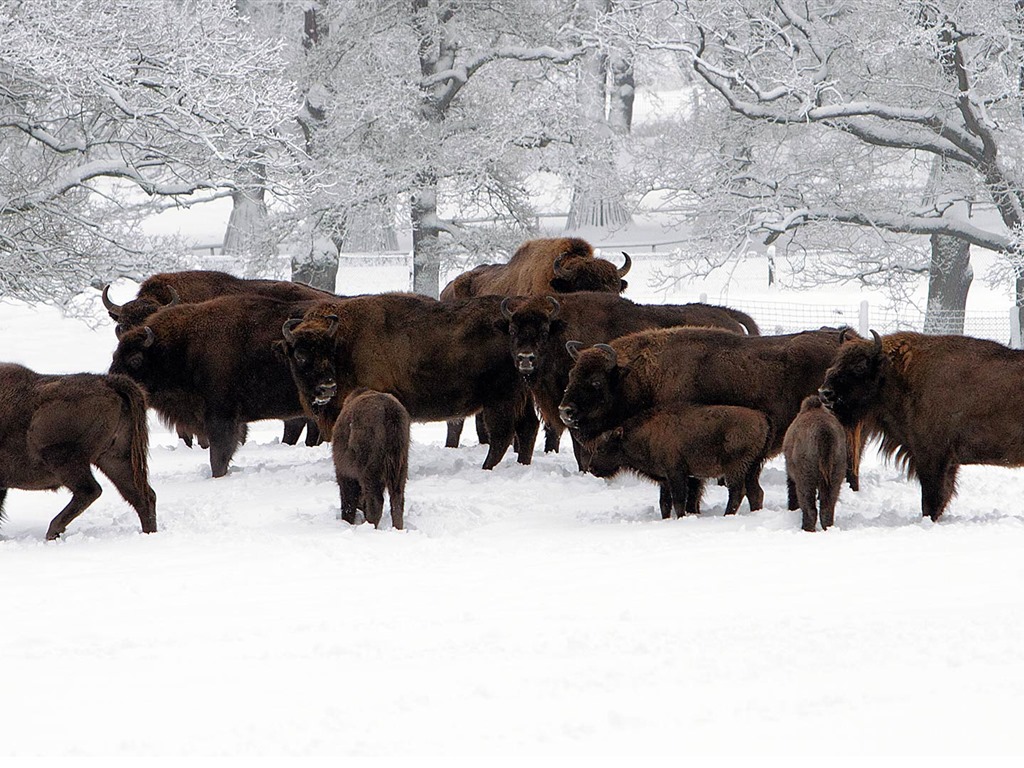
[0,0,299,303]
[624,0,1024,329]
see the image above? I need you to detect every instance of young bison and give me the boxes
[783,395,847,532]
[333,388,410,530]
[585,405,769,519]
[0,364,157,540]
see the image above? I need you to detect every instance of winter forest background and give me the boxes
[5,0,1024,332]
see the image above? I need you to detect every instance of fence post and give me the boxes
[859,300,870,336]
[1010,306,1021,349]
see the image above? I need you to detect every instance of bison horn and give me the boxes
[871,329,882,353]
[838,327,853,344]
[618,251,632,278]
[282,318,301,343]
[101,285,123,315]
[566,340,585,360]
[164,286,181,307]
[324,314,339,338]
[546,296,560,319]
[500,297,515,320]
[142,327,156,348]
[593,343,618,365]
[552,252,570,278]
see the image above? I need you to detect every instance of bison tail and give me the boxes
[726,307,760,336]
[107,374,152,502]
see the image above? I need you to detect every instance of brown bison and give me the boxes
[819,330,1024,522]
[109,294,318,477]
[103,269,334,447]
[501,292,760,469]
[559,327,861,500]
[585,405,769,519]
[440,237,631,301]
[0,364,156,540]
[333,388,410,530]
[783,394,847,532]
[280,293,535,470]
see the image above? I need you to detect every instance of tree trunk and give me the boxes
[411,177,441,297]
[291,238,339,292]
[923,233,972,335]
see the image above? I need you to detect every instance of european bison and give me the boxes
[783,394,847,532]
[103,269,334,447]
[440,237,631,301]
[0,364,156,540]
[559,327,860,499]
[502,292,760,469]
[819,330,1024,522]
[585,405,769,519]
[280,293,535,470]
[109,294,318,477]
[333,388,410,530]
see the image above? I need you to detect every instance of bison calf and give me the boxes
[333,388,410,530]
[783,394,847,532]
[0,364,157,540]
[585,405,769,519]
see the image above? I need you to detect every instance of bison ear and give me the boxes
[618,279,629,292]
[270,339,288,360]
[566,340,585,360]
[593,343,618,366]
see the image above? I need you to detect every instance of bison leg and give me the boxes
[658,483,672,520]
[281,418,305,445]
[786,476,799,511]
[513,407,540,466]
[683,477,704,515]
[96,455,157,534]
[388,487,405,531]
[207,415,242,478]
[176,428,194,448]
[445,419,465,448]
[668,475,692,519]
[480,406,516,470]
[0,487,8,527]
[39,449,103,540]
[723,478,746,516]
[744,464,765,511]
[474,412,489,445]
[338,478,361,525]
[570,433,591,473]
[918,457,959,522]
[845,422,864,492]
[303,419,322,447]
[798,486,819,532]
[362,483,385,529]
[543,424,562,453]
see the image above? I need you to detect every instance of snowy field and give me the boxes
[2,256,1024,757]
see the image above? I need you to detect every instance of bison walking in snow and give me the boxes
[0,364,156,540]
[783,394,847,532]
[333,388,410,530]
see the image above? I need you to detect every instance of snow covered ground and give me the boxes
[2,258,1024,757]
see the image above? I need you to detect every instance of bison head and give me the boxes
[583,426,626,478]
[502,296,564,379]
[108,325,160,390]
[550,251,631,294]
[558,341,621,441]
[818,330,886,425]
[103,284,179,338]
[280,313,341,408]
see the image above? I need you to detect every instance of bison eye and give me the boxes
[294,351,310,366]
[127,353,144,370]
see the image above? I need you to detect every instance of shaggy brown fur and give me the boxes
[333,388,410,529]
[440,237,631,301]
[280,293,534,470]
[0,364,156,539]
[560,326,862,499]
[501,292,761,471]
[109,294,318,478]
[783,395,847,532]
[586,406,769,518]
[820,330,1024,521]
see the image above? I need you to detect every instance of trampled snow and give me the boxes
[2,259,1023,757]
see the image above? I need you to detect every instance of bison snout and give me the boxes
[818,387,834,405]
[313,381,338,405]
[516,353,537,372]
[558,404,577,427]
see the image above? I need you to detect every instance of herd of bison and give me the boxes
[2,236,1021,540]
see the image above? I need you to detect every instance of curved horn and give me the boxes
[593,343,618,365]
[500,297,515,320]
[324,314,339,337]
[566,340,585,360]
[142,327,156,348]
[282,318,301,343]
[871,329,882,353]
[101,285,123,314]
[163,286,181,307]
[618,251,632,278]
[546,296,560,320]
[552,252,570,278]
